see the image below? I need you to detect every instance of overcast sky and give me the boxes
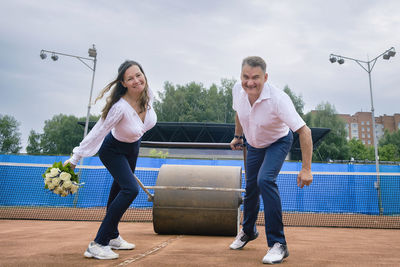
[1,0,399,151]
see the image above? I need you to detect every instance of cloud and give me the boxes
[1,0,399,151]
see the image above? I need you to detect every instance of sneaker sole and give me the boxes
[110,245,135,250]
[84,250,119,260]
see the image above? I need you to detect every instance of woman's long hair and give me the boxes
[95,60,150,120]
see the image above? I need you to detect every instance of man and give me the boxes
[229,56,313,264]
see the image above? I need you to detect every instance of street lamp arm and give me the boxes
[40,49,95,71]
[330,53,368,64]
[77,57,94,71]
[370,46,395,62]
[330,47,395,73]
[355,60,369,73]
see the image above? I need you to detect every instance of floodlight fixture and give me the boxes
[329,56,337,63]
[40,51,47,59]
[51,53,58,61]
[337,58,344,64]
[388,49,396,57]
[88,45,97,57]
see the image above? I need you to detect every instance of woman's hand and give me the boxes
[63,160,76,171]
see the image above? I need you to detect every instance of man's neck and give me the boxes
[248,95,259,106]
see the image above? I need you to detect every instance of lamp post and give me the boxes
[40,45,97,138]
[329,47,396,215]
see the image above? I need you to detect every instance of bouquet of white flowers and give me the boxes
[42,161,84,197]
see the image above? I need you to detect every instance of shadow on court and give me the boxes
[0,220,399,266]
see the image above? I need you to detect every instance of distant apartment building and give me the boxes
[338,112,400,146]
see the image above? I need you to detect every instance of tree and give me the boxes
[39,114,83,154]
[379,129,400,160]
[283,85,304,117]
[218,78,236,123]
[38,114,100,155]
[304,102,349,161]
[26,130,42,154]
[154,79,236,123]
[348,138,374,161]
[0,114,22,153]
[379,144,399,161]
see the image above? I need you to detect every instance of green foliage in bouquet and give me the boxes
[42,161,83,197]
[42,161,79,182]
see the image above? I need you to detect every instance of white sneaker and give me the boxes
[262,243,289,264]
[109,235,136,250]
[84,241,119,260]
[229,229,259,250]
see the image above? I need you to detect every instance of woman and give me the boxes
[64,60,157,260]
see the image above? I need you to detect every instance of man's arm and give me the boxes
[230,113,244,150]
[296,125,313,188]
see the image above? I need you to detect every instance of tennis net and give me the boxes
[0,160,399,229]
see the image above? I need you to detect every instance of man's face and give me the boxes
[241,64,268,100]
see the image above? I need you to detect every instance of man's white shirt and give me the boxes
[232,82,305,148]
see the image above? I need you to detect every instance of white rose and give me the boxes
[48,183,55,190]
[60,191,69,197]
[70,184,78,194]
[45,173,52,179]
[44,178,52,186]
[52,178,61,186]
[59,172,71,181]
[54,187,64,195]
[62,180,72,189]
[50,168,60,177]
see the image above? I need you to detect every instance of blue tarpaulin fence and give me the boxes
[1,154,399,216]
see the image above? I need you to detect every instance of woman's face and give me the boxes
[121,65,147,95]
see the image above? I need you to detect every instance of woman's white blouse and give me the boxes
[69,92,157,165]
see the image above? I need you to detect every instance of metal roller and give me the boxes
[152,164,243,236]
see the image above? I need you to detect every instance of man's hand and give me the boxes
[297,168,313,188]
[230,137,244,150]
[63,160,76,171]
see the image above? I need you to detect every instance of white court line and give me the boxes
[116,235,183,266]
[0,162,159,171]
[0,162,399,176]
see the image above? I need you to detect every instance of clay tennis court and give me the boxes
[1,219,399,266]
[1,157,400,266]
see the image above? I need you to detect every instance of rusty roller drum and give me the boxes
[152,164,243,236]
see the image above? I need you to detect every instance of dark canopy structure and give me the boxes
[79,121,330,156]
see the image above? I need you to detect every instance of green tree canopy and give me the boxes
[26,129,42,154]
[348,138,374,161]
[154,79,236,123]
[379,144,399,161]
[30,114,100,155]
[304,102,349,161]
[283,85,304,117]
[0,114,22,153]
[378,129,400,161]
[40,114,84,154]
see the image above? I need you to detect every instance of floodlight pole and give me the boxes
[330,47,396,215]
[40,45,97,138]
[84,49,97,138]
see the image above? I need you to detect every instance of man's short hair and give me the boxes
[242,56,267,73]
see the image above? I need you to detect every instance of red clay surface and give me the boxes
[0,220,399,266]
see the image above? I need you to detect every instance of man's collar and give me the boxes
[252,83,271,104]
